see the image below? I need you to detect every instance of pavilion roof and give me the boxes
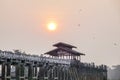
[53,42,77,48]
[44,47,85,56]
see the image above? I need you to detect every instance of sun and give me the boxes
[47,22,57,31]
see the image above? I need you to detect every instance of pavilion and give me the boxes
[44,42,85,61]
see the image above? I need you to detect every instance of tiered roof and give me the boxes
[44,42,85,56]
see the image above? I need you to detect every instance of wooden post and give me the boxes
[28,64,33,80]
[33,65,37,80]
[20,64,25,80]
[2,63,6,80]
[6,63,11,80]
[16,63,20,80]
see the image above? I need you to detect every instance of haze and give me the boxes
[0,0,120,67]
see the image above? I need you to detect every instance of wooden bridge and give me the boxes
[0,42,107,80]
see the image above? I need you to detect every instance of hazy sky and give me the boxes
[0,0,120,67]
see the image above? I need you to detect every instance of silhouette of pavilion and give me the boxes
[45,42,85,61]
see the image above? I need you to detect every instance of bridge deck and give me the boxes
[0,50,107,80]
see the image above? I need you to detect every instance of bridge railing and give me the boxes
[0,50,71,64]
[0,50,107,71]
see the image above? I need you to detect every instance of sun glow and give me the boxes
[47,22,57,31]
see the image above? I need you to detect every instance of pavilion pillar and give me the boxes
[73,55,75,59]
[79,56,81,61]
[70,54,71,60]
[76,56,77,60]
[71,55,73,60]
[72,55,73,60]
[62,55,64,59]
[68,55,70,59]
[59,56,61,59]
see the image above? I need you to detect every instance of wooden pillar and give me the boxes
[70,54,71,60]
[16,63,20,80]
[38,66,43,80]
[44,68,48,80]
[71,55,72,60]
[69,54,70,59]
[0,65,2,80]
[35,66,38,77]
[33,65,37,80]
[77,56,79,60]
[6,63,11,80]
[79,56,81,61]
[66,70,69,80]
[63,69,66,80]
[20,64,25,80]
[54,69,58,80]
[28,64,33,80]
[2,63,6,80]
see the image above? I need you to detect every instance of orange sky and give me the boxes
[0,0,120,67]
